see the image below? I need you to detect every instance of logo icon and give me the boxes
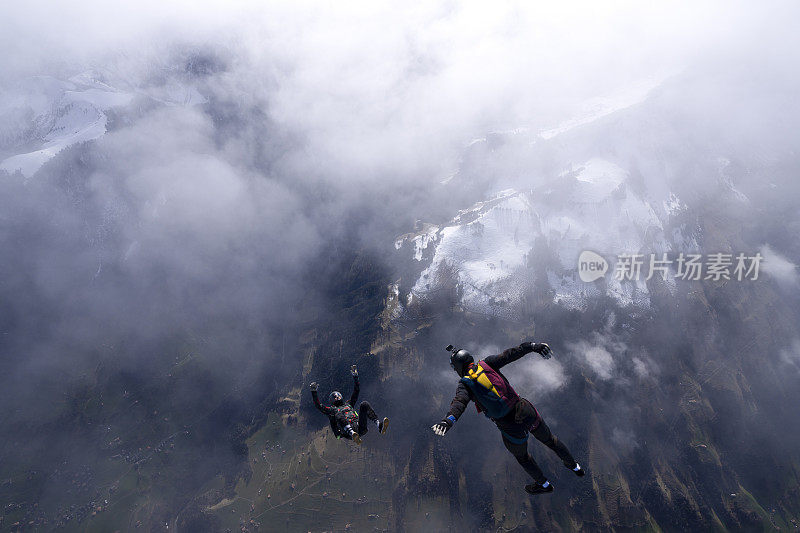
[578,251,608,282]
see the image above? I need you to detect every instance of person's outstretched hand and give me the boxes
[521,341,552,359]
[310,382,318,391]
[351,365,358,377]
[533,343,552,359]
[431,418,453,436]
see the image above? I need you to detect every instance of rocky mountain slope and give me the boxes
[2,61,799,532]
[197,71,800,531]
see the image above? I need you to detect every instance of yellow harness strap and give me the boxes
[467,364,501,397]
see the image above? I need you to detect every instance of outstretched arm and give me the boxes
[433,382,470,436]
[447,382,471,421]
[310,383,333,415]
[349,365,359,405]
[484,342,552,370]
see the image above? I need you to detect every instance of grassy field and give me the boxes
[206,412,396,532]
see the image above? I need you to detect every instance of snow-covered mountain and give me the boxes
[0,70,206,178]
[394,73,715,318]
[397,158,697,317]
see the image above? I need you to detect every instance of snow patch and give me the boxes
[0,79,134,177]
[1,71,205,178]
[1,113,107,177]
[663,193,687,216]
[408,191,534,314]
[396,158,692,316]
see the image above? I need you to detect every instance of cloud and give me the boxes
[4,1,789,186]
[760,244,799,287]
[632,356,656,379]
[571,340,616,380]
[780,339,800,370]
[516,358,568,396]
[1,2,800,529]
[610,426,639,454]
[566,314,629,381]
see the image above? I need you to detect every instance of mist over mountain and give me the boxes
[1,2,800,531]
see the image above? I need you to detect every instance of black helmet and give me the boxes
[329,391,343,406]
[447,345,474,377]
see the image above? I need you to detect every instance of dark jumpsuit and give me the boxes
[447,345,577,484]
[312,374,378,439]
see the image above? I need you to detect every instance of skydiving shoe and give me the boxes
[525,481,554,495]
[378,417,389,435]
[348,428,362,445]
[566,461,585,477]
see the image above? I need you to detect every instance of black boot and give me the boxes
[345,425,361,445]
[525,482,554,495]
[566,461,585,477]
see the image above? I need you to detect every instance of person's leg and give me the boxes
[334,412,349,436]
[339,421,360,444]
[357,401,378,435]
[334,410,361,443]
[501,435,547,485]
[530,418,577,469]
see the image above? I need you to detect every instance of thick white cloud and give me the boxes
[571,340,615,380]
[760,244,799,287]
[4,1,795,185]
[516,357,568,395]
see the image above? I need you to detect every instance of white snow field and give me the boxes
[399,159,688,316]
[0,75,133,177]
[1,71,207,178]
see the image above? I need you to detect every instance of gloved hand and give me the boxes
[521,341,552,359]
[431,417,454,436]
[310,382,318,392]
[351,365,358,377]
[533,343,552,359]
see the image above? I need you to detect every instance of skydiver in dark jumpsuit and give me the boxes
[432,342,585,494]
[311,365,388,444]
